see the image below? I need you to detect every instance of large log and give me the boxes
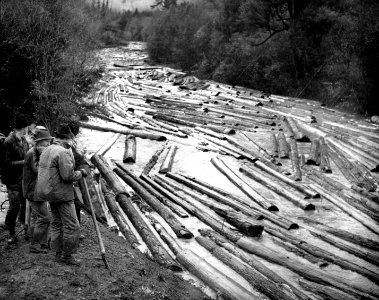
[306,139,320,165]
[200,230,378,300]
[159,145,178,174]
[288,138,302,181]
[196,236,299,300]
[277,132,290,158]
[150,219,258,300]
[123,135,136,163]
[142,142,167,175]
[211,156,279,211]
[167,172,298,230]
[113,164,193,239]
[100,179,139,246]
[95,133,122,156]
[79,121,167,141]
[155,174,264,237]
[286,117,309,141]
[240,165,315,210]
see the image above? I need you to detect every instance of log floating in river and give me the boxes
[277,132,289,158]
[159,145,178,174]
[142,142,167,175]
[288,138,302,181]
[123,135,136,163]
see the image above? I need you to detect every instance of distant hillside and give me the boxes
[109,0,198,11]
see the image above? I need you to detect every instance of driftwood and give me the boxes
[167,172,298,230]
[196,236,299,300]
[211,156,278,211]
[200,229,378,300]
[277,132,289,158]
[142,142,167,175]
[240,165,315,210]
[306,139,320,165]
[150,219,258,300]
[288,138,302,181]
[159,145,178,174]
[95,133,122,156]
[100,179,139,246]
[123,135,136,163]
[113,164,193,239]
[155,174,264,237]
[79,121,167,141]
[319,137,332,173]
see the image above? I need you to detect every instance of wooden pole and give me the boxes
[211,156,279,211]
[159,145,178,174]
[113,164,193,239]
[123,135,136,163]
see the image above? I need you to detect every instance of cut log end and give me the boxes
[246,225,264,237]
[167,264,184,272]
[289,223,300,230]
[123,158,136,163]
[304,204,316,211]
[158,136,167,141]
[268,205,279,212]
[179,230,194,239]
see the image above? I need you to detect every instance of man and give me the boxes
[23,128,52,253]
[3,116,29,244]
[36,124,87,266]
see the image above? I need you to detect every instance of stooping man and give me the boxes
[36,124,87,266]
[23,128,52,253]
[3,116,29,244]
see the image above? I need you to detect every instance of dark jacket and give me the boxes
[2,132,29,187]
[36,140,82,202]
[22,148,40,201]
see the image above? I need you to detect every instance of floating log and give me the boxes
[95,133,122,156]
[156,174,263,237]
[319,137,332,173]
[306,139,320,165]
[113,164,193,239]
[100,179,139,246]
[268,133,279,157]
[204,124,236,135]
[277,132,289,158]
[298,279,357,300]
[240,166,315,210]
[90,154,127,197]
[288,138,302,181]
[168,172,298,230]
[123,135,136,163]
[151,220,258,300]
[196,236,298,300]
[142,142,167,175]
[195,127,227,140]
[159,145,178,174]
[286,117,309,141]
[200,230,377,300]
[79,122,166,141]
[264,224,379,284]
[211,156,278,211]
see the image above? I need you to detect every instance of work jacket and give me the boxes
[22,148,40,201]
[36,140,82,202]
[3,132,29,187]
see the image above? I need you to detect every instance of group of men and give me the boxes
[1,117,88,266]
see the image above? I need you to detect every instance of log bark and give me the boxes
[167,172,298,230]
[142,142,167,175]
[277,132,289,158]
[95,133,122,156]
[318,137,332,173]
[196,236,299,300]
[100,179,139,246]
[211,156,279,211]
[123,135,136,163]
[159,145,178,174]
[306,139,320,165]
[288,138,302,181]
[113,164,193,239]
[156,174,264,237]
[200,229,378,300]
[79,121,167,141]
[240,166,315,210]
[116,193,182,271]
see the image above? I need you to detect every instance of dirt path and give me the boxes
[0,210,207,300]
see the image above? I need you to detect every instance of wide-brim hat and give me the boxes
[34,129,53,142]
[54,124,74,140]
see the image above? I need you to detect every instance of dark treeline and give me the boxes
[146,0,379,115]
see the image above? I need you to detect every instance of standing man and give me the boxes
[36,124,87,266]
[23,128,52,253]
[3,116,29,244]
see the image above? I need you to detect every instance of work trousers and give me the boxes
[5,184,26,235]
[29,200,50,247]
[49,200,80,255]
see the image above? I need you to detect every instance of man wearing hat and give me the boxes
[3,116,30,244]
[36,124,87,266]
[23,128,53,253]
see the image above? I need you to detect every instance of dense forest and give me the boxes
[1,0,378,133]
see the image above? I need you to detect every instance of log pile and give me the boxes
[77,44,379,300]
